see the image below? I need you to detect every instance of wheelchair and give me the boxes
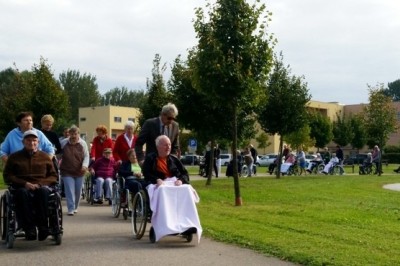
[359,163,376,175]
[131,189,196,243]
[323,162,345,175]
[111,176,133,220]
[308,161,325,174]
[86,174,113,205]
[241,164,257,177]
[0,186,63,249]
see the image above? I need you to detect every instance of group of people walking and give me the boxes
[1,103,188,241]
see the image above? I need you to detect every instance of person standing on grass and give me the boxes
[372,145,382,174]
[296,147,306,175]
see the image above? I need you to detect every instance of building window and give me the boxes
[114,117,122,123]
[128,117,135,122]
[80,117,86,122]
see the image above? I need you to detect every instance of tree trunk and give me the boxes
[232,104,242,206]
[206,140,215,186]
[276,135,283,179]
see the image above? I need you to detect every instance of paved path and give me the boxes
[0,195,297,266]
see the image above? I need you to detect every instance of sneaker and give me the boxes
[67,211,74,216]
[74,209,78,214]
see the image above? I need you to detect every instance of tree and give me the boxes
[363,83,398,176]
[257,53,311,178]
[332,113,354,147]
[139,54,170,127]
[0,67,32,139]
[308,111,333,150]
[255,132,271,154]
[381,79,400,101]
[349,114,367,151]
[285,125,315,151]
[29,58,70,129]
[100,87,147,108]
[190,0,275,205]
[59,69,101,124]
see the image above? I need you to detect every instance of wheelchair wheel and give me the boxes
[331,165,341,175]
[54,233,62,245]
[6,231,15,249]
[111,182,121,218]
[317,164,325,174]
[185,234,193,243]
[0,194,6,240]
[132,190,148,240]
[367,164,377,175]
[85,175,92,204]
[3,191,15,249]
[149,226,156,243]
[241,165,249,177]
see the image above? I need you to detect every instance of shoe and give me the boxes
[25,228,37,241]
[74,209,78,214]
[15,228,26,237]
[38,227,50,241]
[67,211,74,216]
[94,198,103,204]
[306,169,311,173]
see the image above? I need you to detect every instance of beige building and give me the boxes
[78,105,141,146]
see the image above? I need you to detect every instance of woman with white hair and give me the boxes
[322,153,339,174]
[113,120,137,165]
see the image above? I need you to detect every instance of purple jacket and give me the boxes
[91,157,117,179]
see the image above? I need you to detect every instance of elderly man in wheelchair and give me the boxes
[2,130,61,246]
[140,135,202,243]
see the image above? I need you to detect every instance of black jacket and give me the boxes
[142,152,189,185]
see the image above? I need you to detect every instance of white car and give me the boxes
[219,154,232,166]
[256,154,278,167]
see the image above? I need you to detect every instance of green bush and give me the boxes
[382,153,400,164]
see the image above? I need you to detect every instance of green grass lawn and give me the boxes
[2,163,400,265]
[191,167,400,266]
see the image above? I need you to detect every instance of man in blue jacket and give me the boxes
[0,111,55,163]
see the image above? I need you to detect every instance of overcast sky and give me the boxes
[1,0,399,105]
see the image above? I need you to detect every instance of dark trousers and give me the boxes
[14,187,50,230]
[125,179,147,195]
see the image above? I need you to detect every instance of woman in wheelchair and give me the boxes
[3,130,58,241]
[359,153,373,175]
[118,149,147,196]
[90,148,118,204]
[322,153,339,174]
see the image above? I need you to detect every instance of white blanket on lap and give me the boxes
[147,177,202,243]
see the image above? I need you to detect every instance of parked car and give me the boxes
[347,153,369,165]
[256,154,278,167]
[305,154,317,164]
[219,154,232,166]
[180,154,201,165]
